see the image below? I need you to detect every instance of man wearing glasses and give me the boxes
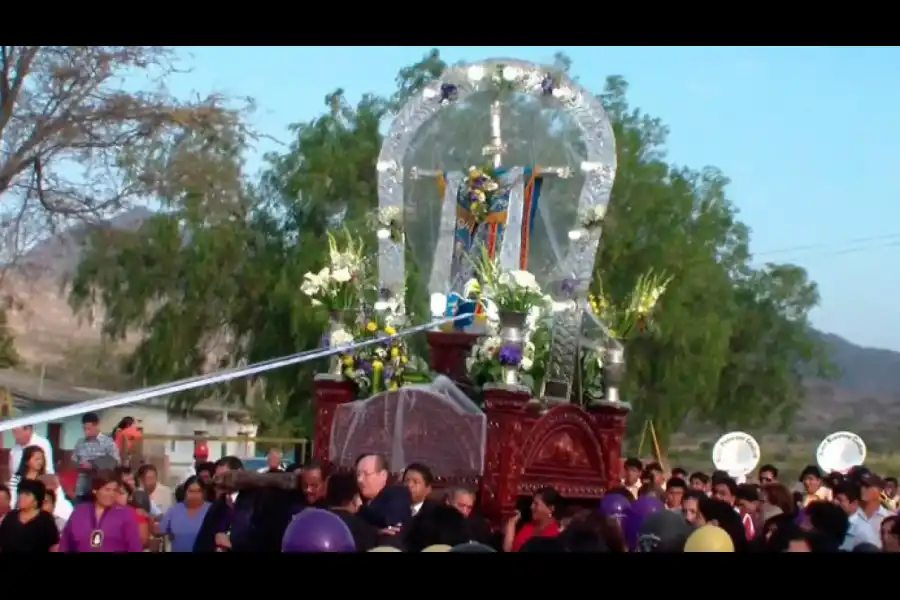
[758,464,779,486]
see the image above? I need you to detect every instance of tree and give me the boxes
[0,46,250,291]
[68,49,831,442]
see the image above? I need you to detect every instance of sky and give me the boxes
[166,46,900,351]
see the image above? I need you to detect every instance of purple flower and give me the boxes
[321,335,330,348]
[498,344,523,366]
[383,367,394,383]
[561,277,578,297]
[360,360,373,377]
[439,83,458,103]
[541,74,555,96]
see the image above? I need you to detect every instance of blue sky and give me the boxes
[168,46,900,351]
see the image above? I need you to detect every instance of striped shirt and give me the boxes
[72,434,120,496]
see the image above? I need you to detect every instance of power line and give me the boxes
[755,233,900,258]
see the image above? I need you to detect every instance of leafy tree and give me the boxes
[68,49,831,444]
[0,308,21,368]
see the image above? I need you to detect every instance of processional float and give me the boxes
[316,58,635,524]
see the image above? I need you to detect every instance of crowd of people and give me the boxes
[1,414,898,552]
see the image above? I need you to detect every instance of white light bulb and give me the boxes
[376,228,390,240]
[467,65,486,81]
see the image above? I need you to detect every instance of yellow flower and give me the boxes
[342,356,354,366]
[366,321,377,332]
[390,347,400,358]
[471,189,486,203]
[388,382,399,391]
[372,359,383,369]
[401,356,408,365]
[384,326,397,336]
[468,167,483,180]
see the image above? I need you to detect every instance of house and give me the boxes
[0,369,257,485]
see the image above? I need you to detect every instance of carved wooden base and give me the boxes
[426,331,480,383]
[312,374,357,466]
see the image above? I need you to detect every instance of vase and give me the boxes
[498,310,528,349]
[501,365,519,386]
[497,311,528,386]
[326,310,349,376]
[602,341,626,404]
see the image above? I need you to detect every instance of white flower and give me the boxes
[480,336,501,358]
[520,342,536,372]
[483,298,499,322]
[375,347,387,359]
[509,270,540,292]
[331,268,352,283]
[330,330,354,348]
[596,353,604,369]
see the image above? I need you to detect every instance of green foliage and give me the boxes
[0,309,21,369]
[67,49,832,445]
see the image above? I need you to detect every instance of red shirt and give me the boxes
[512,520,561,552]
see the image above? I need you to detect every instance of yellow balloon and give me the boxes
[683,525,734,552]
[421,544,453,553]
[367,546,403,552]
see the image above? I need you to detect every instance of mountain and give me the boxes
[3,209,900,441]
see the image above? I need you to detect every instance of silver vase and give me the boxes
[498,310,528,349]
[501,365,519,386]
[326,310,348,376]
[602,341,626,404]
[497,311,527,387]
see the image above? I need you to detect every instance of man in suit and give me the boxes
[402,463,437,518]
[355,453,412,547]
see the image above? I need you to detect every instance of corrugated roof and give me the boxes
[0,369,104,406]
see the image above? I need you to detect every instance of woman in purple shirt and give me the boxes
[60,470,142,553]
[160,475,211,552]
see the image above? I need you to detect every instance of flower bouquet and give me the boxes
[466,248,551,389]
[335,316,430,398]
[301,230,372,375]
[581,269,672,399]
[300,230,369,313]
[464,166,501,224]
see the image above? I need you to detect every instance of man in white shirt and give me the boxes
[9,426,55,476]
[834,481,880,550]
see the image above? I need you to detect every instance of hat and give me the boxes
[637,510,693,552]
[421,544,452,553]
[684,525,734,553]
[367,546,403,552]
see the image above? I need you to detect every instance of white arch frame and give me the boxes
[375,58,617,314]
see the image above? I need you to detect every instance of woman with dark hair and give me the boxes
[59,469,142,552]
[111,417,142,466]
[114,476,152,549]
[0,478,60,552]
[10,445,48,507]
[503,486,562,552]
[761,482,795,517]
[159,475,211,552]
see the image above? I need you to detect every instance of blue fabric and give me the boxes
[161,502,211,553]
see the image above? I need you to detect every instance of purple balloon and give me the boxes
[282,508,356,553]
[599,493,631,520]
[621,496,664,551]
